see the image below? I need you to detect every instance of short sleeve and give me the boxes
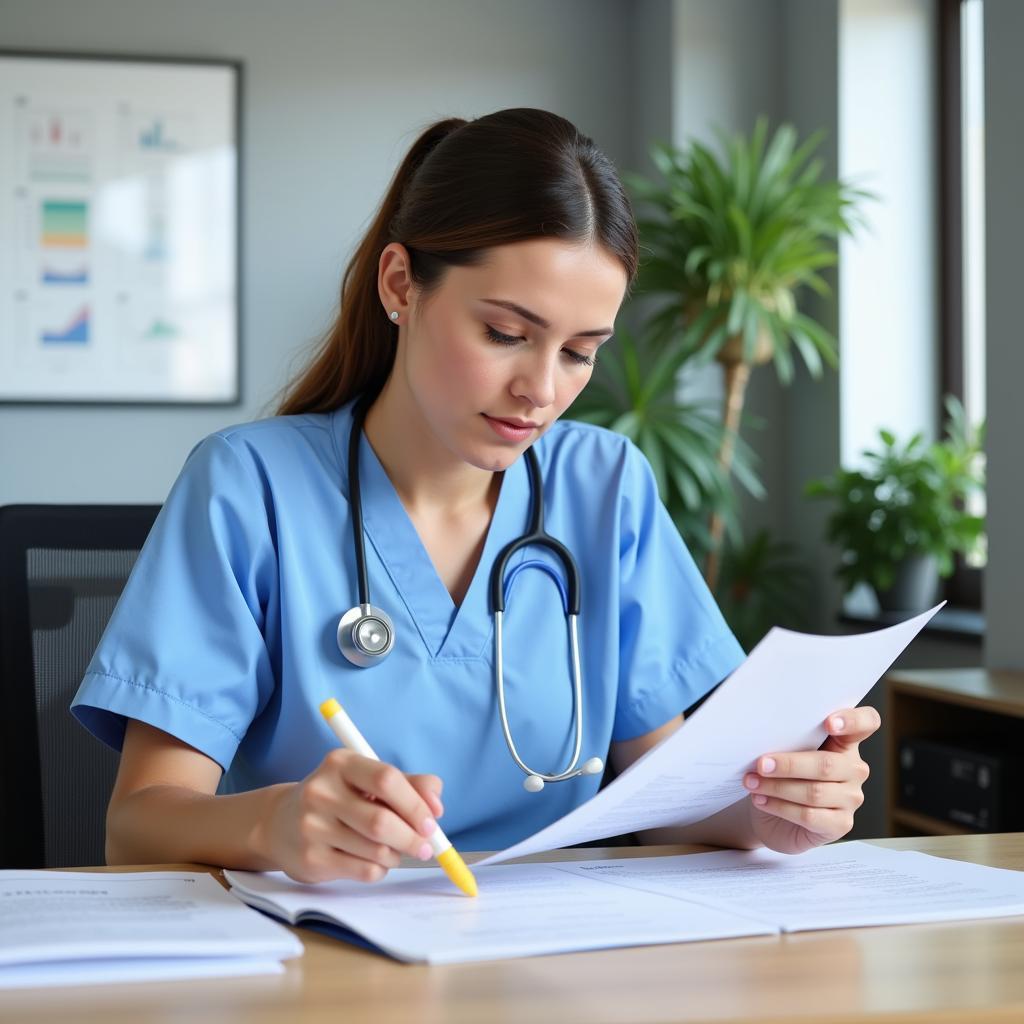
[612,441,745,740]
[70,434,278,770]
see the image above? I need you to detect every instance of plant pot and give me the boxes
[683,300,775,366]
[715,330,774,367]
[874,554,940,613]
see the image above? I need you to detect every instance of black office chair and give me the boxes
[0,504,160,868]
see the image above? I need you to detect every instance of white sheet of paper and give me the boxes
[0,871,303,974]
[556,841,1024,932]
[226,864,776,965]
[0,956,284,990]
[478,605,942,866]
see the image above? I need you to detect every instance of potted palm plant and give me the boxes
[623,118,871,588]
[804,396,985,611]
[569,326,763,562]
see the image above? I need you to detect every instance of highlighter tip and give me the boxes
[437,847,478,897]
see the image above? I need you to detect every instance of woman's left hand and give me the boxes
[743,705,881,855]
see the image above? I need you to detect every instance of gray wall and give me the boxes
[779,0,844,631]
[0,0,634,503]
[982,0,1024,671]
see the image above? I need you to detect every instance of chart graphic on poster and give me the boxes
[0,53,239,403]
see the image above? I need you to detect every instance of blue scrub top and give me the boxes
[71,399,745,850]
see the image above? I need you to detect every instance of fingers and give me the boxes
[746,721,871,847]
[748,795,855,843]
[329,751,439,860]
[744,773,865,811]
[755,708,879,779]
[746,707,878,850]
[825,706,882,746]
[751,749,869,783]
[299,811,403,867]
[288,754,450,886]
[407,773,444,819]
[295,814,403,874]
[284,844,393,886]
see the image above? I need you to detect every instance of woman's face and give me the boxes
[382,237,628,473]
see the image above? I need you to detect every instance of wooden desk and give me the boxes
[5,835,1024,1024]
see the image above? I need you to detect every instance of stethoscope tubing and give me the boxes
[348,394,374,608]
[494,609,587,783]
[340,396,601,788]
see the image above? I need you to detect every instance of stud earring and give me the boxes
[389,311,399,321]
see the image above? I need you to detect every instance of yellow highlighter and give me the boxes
[319,698,477,897]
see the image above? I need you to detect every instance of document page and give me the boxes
[479,605,942,866]
[226,863,775,965]
[0,871,303,970]
[228,840,1024,964]
[557,841,1024,932]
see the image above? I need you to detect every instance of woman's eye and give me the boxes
[484,325,522,345]
[484,325,594,367]
[564,350,595,367]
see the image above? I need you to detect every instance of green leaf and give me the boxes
[769,319,795,384]
[726,289,748,336]
[789,312,838,367]
[649,141,677,180]
[639,427,669,501]
[789,325,823,379]
[741,303,761,363]
[727,203,754,262]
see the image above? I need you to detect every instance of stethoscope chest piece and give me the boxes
[337,603,395,667]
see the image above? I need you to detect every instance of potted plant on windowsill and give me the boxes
[804,396,985,612]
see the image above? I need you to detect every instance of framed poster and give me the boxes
[0,51,240,404]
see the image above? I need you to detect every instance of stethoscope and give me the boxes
[337,397,604,792]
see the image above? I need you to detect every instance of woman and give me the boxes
[71,108,878,884]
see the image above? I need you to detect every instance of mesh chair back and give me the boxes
[0,505,159,868]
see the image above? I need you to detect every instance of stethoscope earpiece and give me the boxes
[340,398,603,792]
[521,757,603,792]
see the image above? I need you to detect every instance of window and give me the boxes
[939,0,986,607]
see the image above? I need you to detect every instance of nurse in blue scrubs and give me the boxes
[71,108,880,883]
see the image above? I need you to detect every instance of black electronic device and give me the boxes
[898,737,1024,832]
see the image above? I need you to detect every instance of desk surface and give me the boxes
[5,834,1024,1024]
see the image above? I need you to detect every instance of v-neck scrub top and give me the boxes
[71,399,745,850]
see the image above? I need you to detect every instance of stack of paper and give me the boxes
[0,871,303,988]
[227,842,1024,964]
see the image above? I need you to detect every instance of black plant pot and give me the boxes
[875,554,940,612]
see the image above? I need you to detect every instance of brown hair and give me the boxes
[276,108,639,416]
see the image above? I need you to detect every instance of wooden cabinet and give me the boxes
[885,668,1024,836]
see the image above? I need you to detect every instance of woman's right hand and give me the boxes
[260,749,445,884]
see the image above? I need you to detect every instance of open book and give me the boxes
[227,841,1024,964]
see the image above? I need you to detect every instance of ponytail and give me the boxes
[277,109,637,416]
[276,118,466,415]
